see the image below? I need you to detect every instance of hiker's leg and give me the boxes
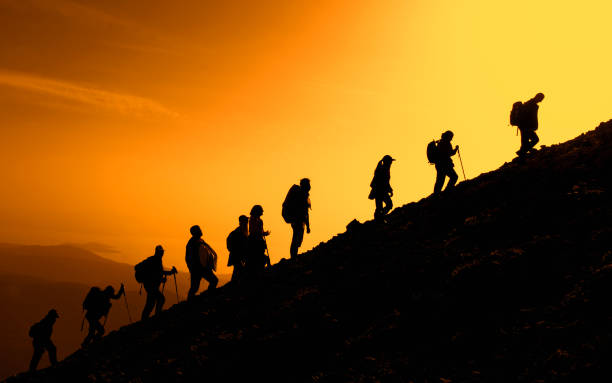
[187,272,202,299]
[518,128,529,155]
[528,131,539,151]
[374,197,383,218]
[29,343,44,372]
[433,166,446,194]
[382,193,393,215]
[290,222,304,258]
[202,268,218,290]
[154,290,165,316]
[82,318,96,346]
[93,319,105,339]
[445,168,459,190]
[141,288,156,320]
[46,341,57,366]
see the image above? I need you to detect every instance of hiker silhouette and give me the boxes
[513,92,544,157]
[432,131,459,195]
[138,245,177,320]
[247,205,270,274]
[227,215,249,283]
[81,284,124,347]
[28,309,59,372]
[369,155,395,219]
[186,226,219,300]
[282,178,311,259]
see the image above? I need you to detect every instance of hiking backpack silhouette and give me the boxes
[369,155,395,219]
[283,178,311,259]
[81,284,124,347]
[430,131,460,194]
[29,309,59,372]
[137,245,177,320]
[511,92,544,157]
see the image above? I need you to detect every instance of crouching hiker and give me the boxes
[29,309,59,372]
[186,225,219,299]
[135,245,177,320]
[81,284,125,347]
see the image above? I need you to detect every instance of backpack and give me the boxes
[199,242,217,271]
[82,287,102,311]
[82,287,111,316]
[510,101,524,126]
[28,322,42,338]
[282,185,302,223]
[426,140,439,164]
[134,256,159,284]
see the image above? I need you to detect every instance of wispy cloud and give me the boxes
[0,70,177,117]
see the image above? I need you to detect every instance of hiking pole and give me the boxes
[173,273,180,303]
[263,232,271,268]
[80,313,86,332]
[123,290,133,324]
[457,148,467,181]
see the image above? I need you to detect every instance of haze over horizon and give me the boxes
[1,0,610,273]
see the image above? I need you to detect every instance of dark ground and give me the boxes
[5,121,612,382]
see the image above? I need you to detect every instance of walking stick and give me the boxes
[80,313,86,332]
[173,273,180,303]
[123,290,132,324]
[263,234,271,268]
[103,315,108,327]
[457,148,467,181]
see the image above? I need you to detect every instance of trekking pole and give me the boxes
[80,313,86,332]
[103,315,108,327]
[263,230,271,268]
[457,148,467,181]
[123,290,133,324]
[173,273,180,303]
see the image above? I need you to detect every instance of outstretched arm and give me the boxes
[163,266,177,276]
[112,284,125,299]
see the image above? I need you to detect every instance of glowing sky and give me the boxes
[0,0,610,274]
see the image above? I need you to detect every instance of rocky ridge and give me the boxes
[6,121,612,382]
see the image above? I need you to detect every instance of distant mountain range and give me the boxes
[0,244,229,380]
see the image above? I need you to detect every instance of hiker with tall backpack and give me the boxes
[81,284,125,347]
[369,155,395,219]
[428,131,459,195]
[28,309,59,372]
[227,215,249,283]
[135,245,177,320]
[510,92,545,157]
[247,205,271,274]
[185,225,219,300]
[282,178,311,259]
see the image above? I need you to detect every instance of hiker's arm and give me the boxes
[163,266,177,276]
[452,145,459,155]
[112,284,125,299]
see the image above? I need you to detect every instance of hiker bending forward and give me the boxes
[141,245,177,320]
[82,284,124,347]
[29,309,59,372]
[282,178,311,259]
[370,155,395,219]
[433,131,459,194]
[516,92,544,157]
[227,215,249,283]
[186,225,219,299]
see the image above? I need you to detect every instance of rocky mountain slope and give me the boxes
[5,121,612,382]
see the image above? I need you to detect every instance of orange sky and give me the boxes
[0,0,610,275]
